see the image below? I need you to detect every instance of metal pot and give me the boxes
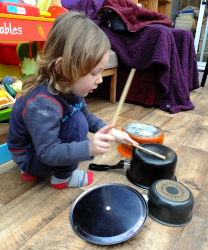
[146,179,194,226]
[118,123,164,158]
[127,143,177,189]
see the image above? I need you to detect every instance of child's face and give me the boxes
[70,51,110,97]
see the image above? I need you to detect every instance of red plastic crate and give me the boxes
[0,2,39,17]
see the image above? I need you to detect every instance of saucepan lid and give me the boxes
[70,183,148,245]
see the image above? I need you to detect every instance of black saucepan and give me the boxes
[146,179,194,226]
[127,143,177,189]
[89,143,177,190]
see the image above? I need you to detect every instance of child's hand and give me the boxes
[111,128,138,146]
[89,124,116,156]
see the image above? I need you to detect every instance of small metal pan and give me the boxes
[147,179,194,226]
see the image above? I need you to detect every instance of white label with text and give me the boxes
[0,22,22,35]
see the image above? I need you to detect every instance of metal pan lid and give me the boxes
[70,183,148,245]
[123,123,163,138]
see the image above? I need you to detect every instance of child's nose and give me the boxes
[97,74,103,84]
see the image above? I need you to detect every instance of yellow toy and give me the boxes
[37,0,61,13]
[0,89,8,105]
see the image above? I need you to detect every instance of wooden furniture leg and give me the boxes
[102,67,117,103]
[152,0,158,12]
[158,0,172,17]
[138,0,158,11]
[130,0,138,4]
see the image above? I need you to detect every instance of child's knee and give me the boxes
[59,111,88,142]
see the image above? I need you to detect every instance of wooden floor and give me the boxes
[1,73,208,250]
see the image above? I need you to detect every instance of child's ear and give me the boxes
[55,57,63,75]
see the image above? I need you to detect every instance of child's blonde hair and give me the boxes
[23,11,111,96]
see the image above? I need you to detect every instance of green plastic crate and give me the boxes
[0,108,12,121]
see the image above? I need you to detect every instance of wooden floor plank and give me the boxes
[85,98,112,113]
[93,102,133,123]
[176,215,208,250]
[0,165,51,205]
[119,104,156,121]
[0,133,7,145]
[0,160,16,175]
[174,145,208,198]
[0,122,9,135]
[18,206,99,250]
[187,84,208,116]
[0,123,9,144]
[0,180,83,249]
[161,112,202,151]
[19,205,184,250]
[193,174,208,220]
[183,116,208,152]
[139,109,174,128]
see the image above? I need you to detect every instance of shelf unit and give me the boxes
[137,0,172,17]
[0,13,54,121]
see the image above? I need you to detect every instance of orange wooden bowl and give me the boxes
[118,123,164,158]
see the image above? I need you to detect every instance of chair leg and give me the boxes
[201,58,208,87]
[110,67,117,103]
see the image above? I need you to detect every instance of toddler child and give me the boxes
[7,11,137,189]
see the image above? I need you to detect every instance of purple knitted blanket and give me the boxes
[63,0,199,114]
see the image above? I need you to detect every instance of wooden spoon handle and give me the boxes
[96,69,136,165]
[132,144,166,160]
[112,68,136,125]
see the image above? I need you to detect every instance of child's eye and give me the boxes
[91,73,97,76]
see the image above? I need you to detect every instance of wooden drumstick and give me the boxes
[96,68,136,165]
[112,68,136,125]
[132,144,166,160]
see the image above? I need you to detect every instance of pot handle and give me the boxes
[89,160,130,171]
[142,194,149,203]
